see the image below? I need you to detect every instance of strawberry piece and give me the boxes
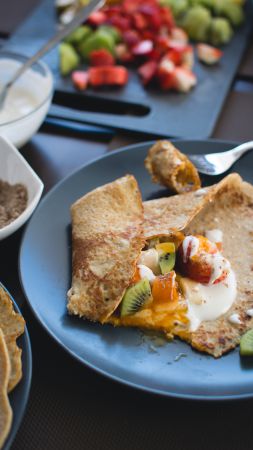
[170,28,189,45]
[108,15,131,32]
[71,71,89,90]
[155,36,171,55]
[171,67,197,93]
[122,0,138,14]
[164,49,183,66]
[157,59,175,90]
[197,44,223,65]
[160,6,175,29]
[122,30,141,47]
[88,11,107,26]
[88,66,128,87]
[132,40,153,56]
[181,46,194,69]
[115,43,134,63]
[89,49,115,67]
[138,60,158,85]
[133,12,148,30]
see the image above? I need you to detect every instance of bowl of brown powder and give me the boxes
[0,135,43,239]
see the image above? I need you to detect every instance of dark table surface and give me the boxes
[1,2,253,449]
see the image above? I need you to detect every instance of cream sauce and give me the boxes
[181,271,237,332]
[205,229,223,243]
[228,313,242,326]
[138,248,159,274]
[182,236,199,263]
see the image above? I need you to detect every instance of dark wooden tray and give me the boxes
[5,0,253,138]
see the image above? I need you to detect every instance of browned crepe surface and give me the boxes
[67,175,144,322]
[0,287,25,392]
[185,174,253,357]
[0,328,12,449]
[145,141,201,194]
[145,173,253,357]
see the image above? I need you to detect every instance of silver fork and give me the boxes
[188,141,253,175]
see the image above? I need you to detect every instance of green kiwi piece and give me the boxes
[121,278,152,317]
[64,25,92,46]
[240,329,253,356]
[159,252,176,274]
[59,42,80,76]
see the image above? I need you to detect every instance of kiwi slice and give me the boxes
[159,252,176,275]
[121,278,151,317]
[240,329,253,356]
[59,42,80,76]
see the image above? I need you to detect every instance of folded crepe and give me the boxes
[68,173,253,357]
[67,175,144,322]
[0,328,12,450]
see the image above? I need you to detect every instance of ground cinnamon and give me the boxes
[0,180,28,229]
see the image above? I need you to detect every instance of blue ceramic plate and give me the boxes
[19,140,253,401]
[1,283,32,450]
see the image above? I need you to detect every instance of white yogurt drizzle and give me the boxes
[246,309,253,317]
[228,313,242,326]
[205,229,223,244]
[184,270,237,332]
[182,236,199,263]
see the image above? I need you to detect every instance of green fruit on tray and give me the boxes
[213,1,244,27]
[181,5,212,41]
[99,25,122,44]
[209,17,233,46]
[64,25,92,45]
[59,42,80,76]
[160,0,189,19]
[78,29,115,60]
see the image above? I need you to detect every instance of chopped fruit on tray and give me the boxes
[58,0,198,91]
[58,0,245,89]
[197,44,223,65]
[71,70,89,89]
[88,66,128,86]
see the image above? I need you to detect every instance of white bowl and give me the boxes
[0,135,44,240]
[0,52,54,148]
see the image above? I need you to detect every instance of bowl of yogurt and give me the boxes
[0,52,53,147]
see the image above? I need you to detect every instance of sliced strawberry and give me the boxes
[71,71,89,90]
[115,43,134,63]
[164,49,183,66]
[157,58,175,90]
[197,44,223,65]
[155,35,171,55]
[88,11,107,26]
[122,30,141,47]
[170,28,189,45]
[132,40,153,56]
[138,60,158,85]
[181,46,194,70]
[88,66,128,87]
[171,67,197,93]
[133,12,148,30]
[160,6,175,29]
[108,15,131,32]
[89,49,115,67]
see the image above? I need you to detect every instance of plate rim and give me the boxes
[19,138,253,402]
[0,282,32,450]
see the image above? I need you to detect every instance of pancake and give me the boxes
[0,328,12,449]
[67,175,144,322]
[0,286,25,392]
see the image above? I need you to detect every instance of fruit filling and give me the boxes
[109,231,236,335]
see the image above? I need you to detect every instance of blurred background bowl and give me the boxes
[0,51,54,148]
[0,135,44,240]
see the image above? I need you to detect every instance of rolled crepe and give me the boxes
[145,140,201,194]
[67,175,144,323]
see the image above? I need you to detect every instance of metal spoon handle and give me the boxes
[6,0,105,88]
